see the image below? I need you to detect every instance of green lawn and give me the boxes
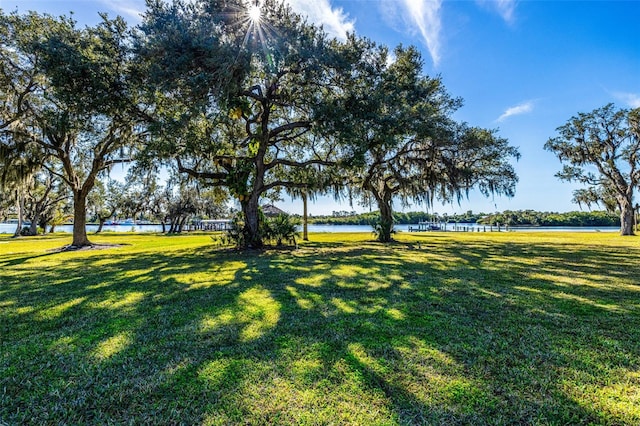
[1,231,639,425]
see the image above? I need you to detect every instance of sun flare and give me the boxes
[239,1,273,50]
[248,4,262,24]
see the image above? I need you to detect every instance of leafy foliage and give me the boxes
[311,209,621,227]
[224,210,299,248]
[478,210,620,227]
[1,3,519,249]
[267,213,300,246]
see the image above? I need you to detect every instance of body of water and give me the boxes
[0,223,165,234]
[0,222,620,235]
[305,223,619,233]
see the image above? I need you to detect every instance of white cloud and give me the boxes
[494,0,517,23]
[285,0,355,40]
[376,0,517,66]
[613,92,640,108]
[379,0,443,66]
[98,0,146,21]
[404,0,443,65]
[476,0,517,24]
[496,100,534,122]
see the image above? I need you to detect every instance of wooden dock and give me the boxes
[186,219,232,232]
[408,221,509,232]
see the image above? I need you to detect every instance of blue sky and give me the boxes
[3,0,639,216]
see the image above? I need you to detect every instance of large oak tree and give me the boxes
[545,104,640,236]
[138,0,355,248]
[0,11,144,247]
[326,42,519,242]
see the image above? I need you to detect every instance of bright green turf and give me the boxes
[1,231,639,425]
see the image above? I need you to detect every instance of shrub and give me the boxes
[268,213,300,247]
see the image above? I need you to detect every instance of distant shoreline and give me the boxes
[0,222,621,235]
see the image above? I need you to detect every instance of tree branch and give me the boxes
[265,157,334,171]
[176,157,228,181]
[268,121,311,139]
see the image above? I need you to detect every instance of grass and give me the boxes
[1,231,639,425]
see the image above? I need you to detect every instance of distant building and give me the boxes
[262,204,286,217]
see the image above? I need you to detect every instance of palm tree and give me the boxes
[285,186,310,241]
[269,213,300,247]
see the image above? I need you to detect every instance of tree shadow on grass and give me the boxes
[1,237,639,424]
[0,251,58,267]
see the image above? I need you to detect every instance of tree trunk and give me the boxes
[38,217,49,234]
[178,216,187,233]
[96,218,106,234]
[71,190,92,247]
[376,196,394,243]
[13,192,24,238]
[96,208,115,234]
[302,191,308,241]
[242,194,263,249]
[28,214,40,236]
[620,198,635,236]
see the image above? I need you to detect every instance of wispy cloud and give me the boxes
[98,0,145,21]
[377,0,518,66]
[476,0,517,24]
[613,92,640,108]
[497,100,534,122]
[380,0,443,66]
[285,0,355,40]
[404,0,443,65]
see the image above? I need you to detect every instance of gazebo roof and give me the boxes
[262,204,286,216]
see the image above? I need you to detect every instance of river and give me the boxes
[0,222,620,234]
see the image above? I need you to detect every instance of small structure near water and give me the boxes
[408,221,445,232]
[408,221,508,232]
[187,219,232,232]
[261,204,286,217]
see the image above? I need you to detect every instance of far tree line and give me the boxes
[0,0,638,247]
[309,210,622,228]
